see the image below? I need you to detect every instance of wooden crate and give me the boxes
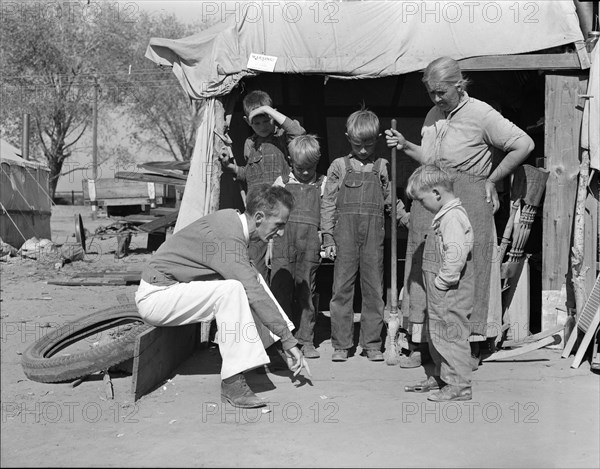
[82,178,164,208]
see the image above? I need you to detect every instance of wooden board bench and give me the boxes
[130,323,203,401]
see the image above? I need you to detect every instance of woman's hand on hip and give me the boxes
[485,179,500,214]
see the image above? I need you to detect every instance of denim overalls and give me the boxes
[270,174,324,346]
[245,136,292,279]
[422,209,474,387]
[245,137,291,189]
[330,156,385,351]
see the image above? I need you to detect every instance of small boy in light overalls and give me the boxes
[271,135,326,359]
[321,109,391,362]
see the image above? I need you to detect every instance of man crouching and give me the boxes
[135,184,311,408]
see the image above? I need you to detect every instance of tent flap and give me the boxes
[146,1,584,99]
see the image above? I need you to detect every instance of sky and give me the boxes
[132,1,211,24]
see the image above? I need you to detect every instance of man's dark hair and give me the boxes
[246,183,294,216]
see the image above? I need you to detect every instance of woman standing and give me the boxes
[386,57,534,368]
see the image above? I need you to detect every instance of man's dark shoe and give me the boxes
[221,374,266,408]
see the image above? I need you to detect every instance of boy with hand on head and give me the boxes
[404,164,474,402]
[270,135,327,359]
[221,90,306,281]
[321,108,391,363]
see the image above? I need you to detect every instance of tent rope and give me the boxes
[23,165,56,207]
[0,164,39,211]
[0,201,28,244]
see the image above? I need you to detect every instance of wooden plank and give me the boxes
[541,285,568,332]
[130,324,199,401]
[458,53,587,71]
[482,335,559,362]
[137,211,179,233]
[137,162,189,179]
[584,190,598,298]
[114,171,187,187]
[138,161,190,172]
[47,279,129,286]
[503,324,564,348]
[503,257,530,342]
[574,40,592,69]
[542,74,588,290]
[97,198,161,207]
[69,271,140,278]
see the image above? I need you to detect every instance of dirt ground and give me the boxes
[1,205,599,468]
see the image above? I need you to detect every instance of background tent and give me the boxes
[1,139,52,248]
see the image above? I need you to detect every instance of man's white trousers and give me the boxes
[135,276,293,379]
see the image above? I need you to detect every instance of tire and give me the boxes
[21,304,152,383]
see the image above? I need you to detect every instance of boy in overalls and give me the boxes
[404,164,474,402]
[271,135,326,359]
[221,90,305,280]
[321,109,391,362]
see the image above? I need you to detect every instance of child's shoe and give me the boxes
[301,344,320,359]
[362,349,384,361]
[404,375,442,393]
[332,349,348,361]
[427,385,472,402]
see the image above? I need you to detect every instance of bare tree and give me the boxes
[121,13,207,162]
[1,5,208,197]
[0,3,138,197]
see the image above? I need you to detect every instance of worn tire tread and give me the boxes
[21,304,151,383]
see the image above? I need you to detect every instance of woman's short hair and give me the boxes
[346,108,380,142]
[422,56,470,91]
[406,164,455,200]
[288,134,321,166]
[246,183,294,216]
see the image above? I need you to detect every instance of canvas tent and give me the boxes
[146,0,585,230]
[0,139,52,248]
[145,0,598,322]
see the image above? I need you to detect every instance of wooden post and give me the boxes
[90,76,99,214]
[542,74,588,292]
